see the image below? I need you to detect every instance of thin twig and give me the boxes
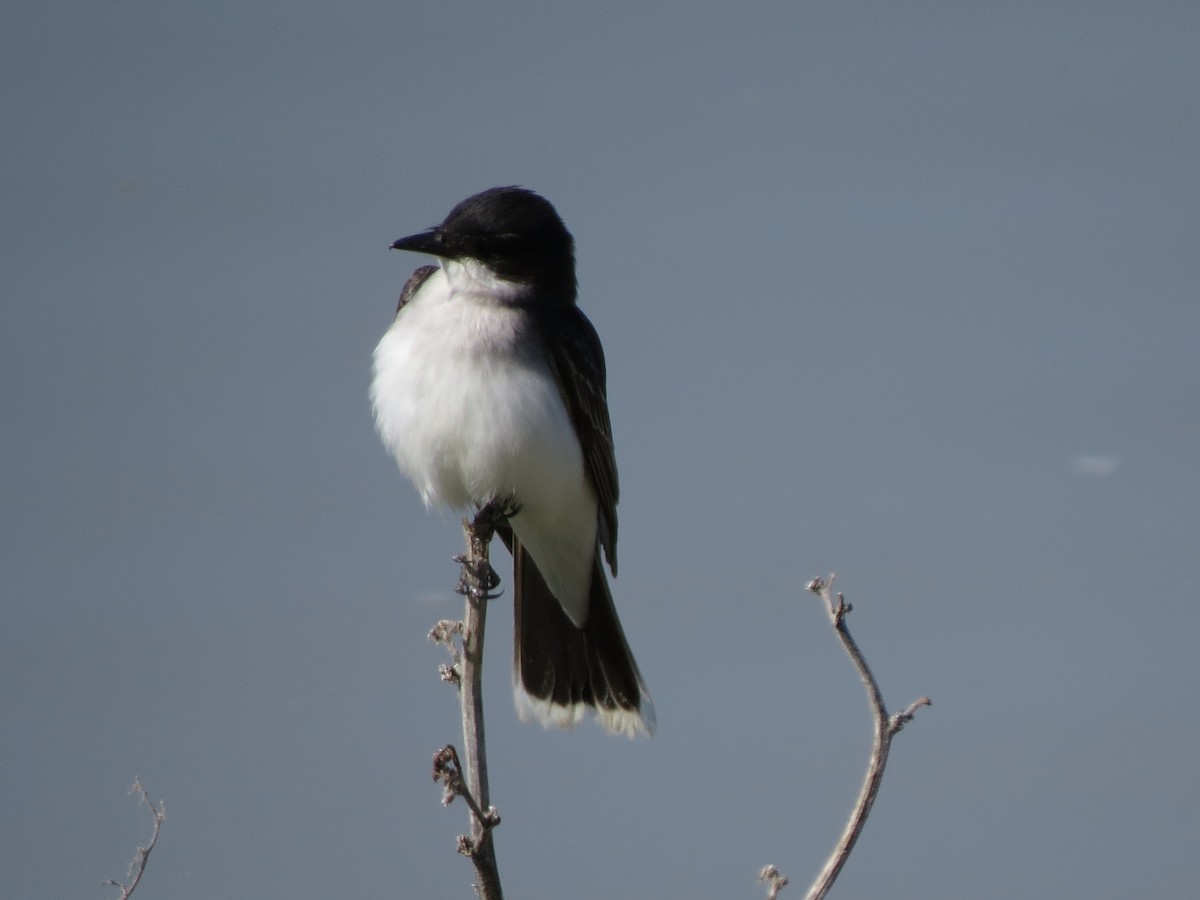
[102,778,165,899]
[790,575,931,900]
[433,744,501,838]
[429,504,509,900]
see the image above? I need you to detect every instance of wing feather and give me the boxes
[537,307,620,573]
[395,265,438,315]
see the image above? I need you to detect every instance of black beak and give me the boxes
[390,229,447,256]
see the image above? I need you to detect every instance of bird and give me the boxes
[370,186,654,737]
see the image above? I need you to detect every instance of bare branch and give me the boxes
[793,575,931,900]
[426,504,510,899]
[102,778,165,899]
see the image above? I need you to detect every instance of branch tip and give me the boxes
[798,578,929,900]
[890,696,933,734]
[759,864,790,899]
[104,779,165,899]
[806,574,834,595]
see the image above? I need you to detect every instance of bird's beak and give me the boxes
[390,229,446,256]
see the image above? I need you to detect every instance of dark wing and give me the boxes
[395,265,438,315]
[537,306,620,573]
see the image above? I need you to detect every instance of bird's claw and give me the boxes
[454,557,503,600]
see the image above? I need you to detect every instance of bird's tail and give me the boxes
[503,529,655,738]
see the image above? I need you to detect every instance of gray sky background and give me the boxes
[4,2,1198,897]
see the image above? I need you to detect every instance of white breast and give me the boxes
[369,265,598,618]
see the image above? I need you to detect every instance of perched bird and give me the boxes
[370,186,654,737]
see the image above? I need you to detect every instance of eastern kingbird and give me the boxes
[370,186,654,737]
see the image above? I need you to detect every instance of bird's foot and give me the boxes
[453,555,503,600]
[474,498,522,536]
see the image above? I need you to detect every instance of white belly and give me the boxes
[369,267,597,620]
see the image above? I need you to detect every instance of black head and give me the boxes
[391,187,576,300]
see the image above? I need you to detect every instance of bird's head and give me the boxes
[391,186,576,299]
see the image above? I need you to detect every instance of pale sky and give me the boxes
[4,2,1199,897]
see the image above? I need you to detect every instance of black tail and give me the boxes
[502,528,654,737]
